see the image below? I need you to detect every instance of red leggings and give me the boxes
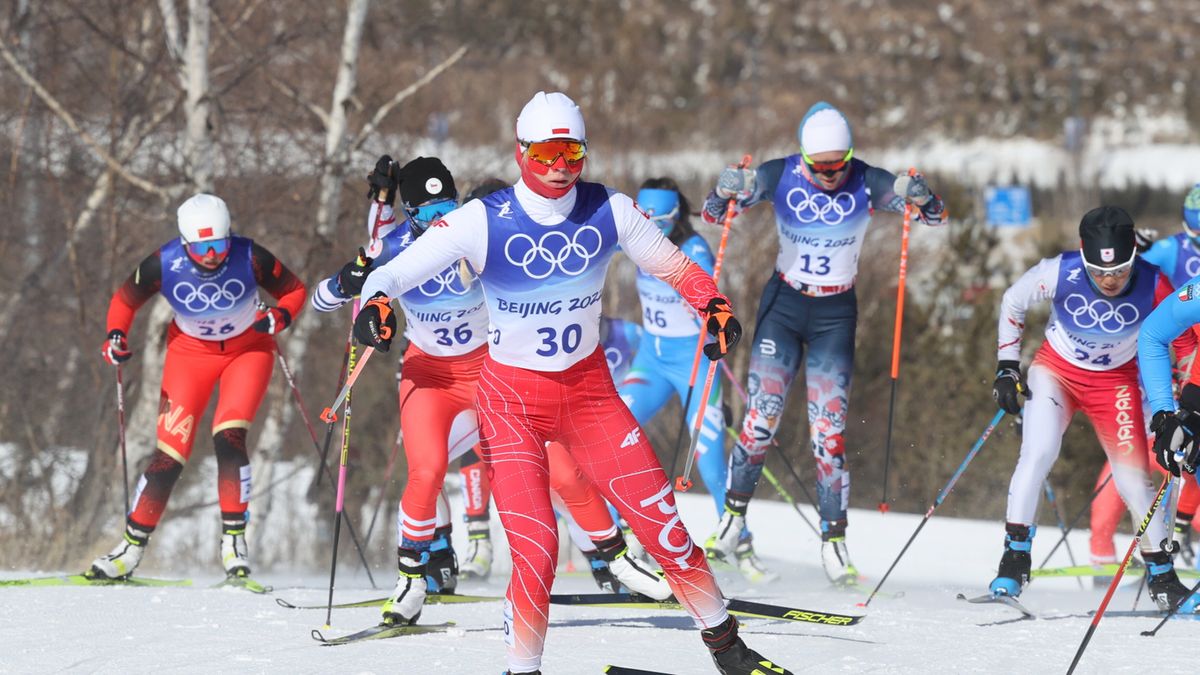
[476,348,727,673]
[1090,447,1200,562]
[129,323,273,530]
[396,343,486,545]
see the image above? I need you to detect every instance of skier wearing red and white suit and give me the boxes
[354,92,789,675]
[988,206,1191,611]
[91,193,305,580]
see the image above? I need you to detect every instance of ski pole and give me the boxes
[115,364,131,515]
[1042,479,1084,589]
[316,328,353,488]
[1141,577,1200,637]
[668,154,751,486]
[718,358,823,515]
[320,344,375,424]
[364,352,406,547]
[1067,475,1172,674]
[860,409,1005,607]
[1161,474,1184,554]
[272,337,377,589]
[878,168,917,514]
[1037,472,1113,570]
[324,335,362,628]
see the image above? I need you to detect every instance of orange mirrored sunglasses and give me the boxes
[523,140,587,167]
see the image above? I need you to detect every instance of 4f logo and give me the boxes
[620,428,641,448]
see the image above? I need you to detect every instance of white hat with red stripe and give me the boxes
[177,193,231,242]
[516,91,586,144]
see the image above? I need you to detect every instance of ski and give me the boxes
[1033,564,1199,579]
[213,575,272,594]
[312,621,455,646]
[549,593,863,626]
[603,666,672,675]
[276,592,501,610]
[956,592,1034,619]
[0,574,192,588]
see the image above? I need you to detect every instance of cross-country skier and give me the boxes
[1090,184,1200,570]
[353,91,789,675]
[701,101,945,586]
[315,160,668,627]
[90,193,306,581]
[989,206,1194,611]
[619,178,771,583]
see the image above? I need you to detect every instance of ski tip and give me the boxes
[275,598,296,609]
[311,629,326,642]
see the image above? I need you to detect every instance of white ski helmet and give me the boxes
[177,193,231,242]
[516,91,586,144]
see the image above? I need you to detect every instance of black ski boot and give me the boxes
[701,615,793,675]
[426,526,458,593]
[1145,550,1193,611]
[584,550,621,593]
[989,523,1033,597]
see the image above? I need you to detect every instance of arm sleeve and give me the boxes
[1139,280,1200,413]
[251,242,307,320]
[865,164,946,225]
[106,251,162,335]
[1153,272,1199,365]
[359,202,486,301]
[311,276,350,313]
[997,257,1060,363]
[699,158,785,225]
[614,194,724,311]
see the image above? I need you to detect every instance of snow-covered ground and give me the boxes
[2,492,1195,674]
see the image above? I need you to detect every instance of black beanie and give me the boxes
[398,157,456,208]
[1079,206,1135,268]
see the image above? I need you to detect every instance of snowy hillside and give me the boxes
[4,492,1195,674]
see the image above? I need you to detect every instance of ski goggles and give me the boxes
[185,237,231,259]
[1080,248,1136,278]
[637,188,681,224]
[521,140,588,167]
[801,147,853,176]
[404,197,457,226]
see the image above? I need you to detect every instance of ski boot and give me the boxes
[381,548,426,626]
[701,615,794,675]
[1145,550,1199,613]
[619,518,652,567]
[220,520,252,578]
[426,527,458,594]
[705,496,748,563]
[820,520,858,587]
[585,550,621,593]
[592,533,672,600]
[459,518,493,581]
[87,524,150,580]
[989,523,1033,598]
[735,536,778,584]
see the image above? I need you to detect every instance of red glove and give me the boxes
[252,306,292,335]
[101,329,132,365]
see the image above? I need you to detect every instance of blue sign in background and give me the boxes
[985,186,1032,227]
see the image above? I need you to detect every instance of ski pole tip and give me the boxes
[320,408,338,423]
[878,502,890,513]
[674,476,693,492]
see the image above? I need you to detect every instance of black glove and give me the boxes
[101,329,132,365]
[252,306,292,335]
[992,360,1030,414]
[1150,410,1199,475]
[702,297,741,361]
[335,248,374,297]
[354,291,396,352]
[367,155,399,206]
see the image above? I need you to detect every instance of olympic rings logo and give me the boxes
[1062,293,1140,333]
[504,226,603,280]
[171,279,246,313]
[785,188,857,225]
[417,268,470,297]
[1185,256,1200,279]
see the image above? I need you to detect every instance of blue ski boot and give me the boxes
[989,523,1034,597]
[426,526,458,594]
[1145,550,1199,613]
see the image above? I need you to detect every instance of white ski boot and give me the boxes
[607,548,672,600]
[88,525,150,580]
[705,507,746,563]
[382,550,427,626]
[821,534,858,587]
[460,519,493,580]
[736,538,778,584]
[221,523,252,577]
